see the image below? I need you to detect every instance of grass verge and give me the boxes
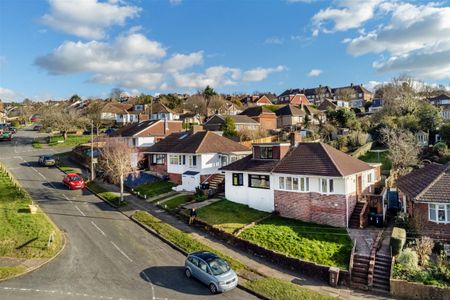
[239,216,352,269]
[197,200,269,234]
[133,210,335,300]
[47,135,92,148]
[161,195,192,210]
[0,167,62,279]
[243,277,335,300]
[87,181,128,207]
[134,181,175,198]
[0,266,26,280]
[31,140,42,149]
[359,150,391,171]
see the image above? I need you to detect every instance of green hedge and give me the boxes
[391,227,406,256]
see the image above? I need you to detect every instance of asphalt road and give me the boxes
[0,130,258,300]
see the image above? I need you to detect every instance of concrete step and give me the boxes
[352,276,368,284]
[372,282,390,291]
[352,266,368,274]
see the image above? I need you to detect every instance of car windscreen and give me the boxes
[206,257,230,275]
[70,176,82,181]
[44,156,53,160]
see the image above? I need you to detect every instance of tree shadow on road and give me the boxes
[140,266,211,296]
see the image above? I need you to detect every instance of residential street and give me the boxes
[0,130,258,300]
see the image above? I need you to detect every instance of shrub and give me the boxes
[415,237,434,267]
[336,136,348,151]
[194,187,207,202]
[391,227,406,256]
[11,120,20,128]
[348,131,369,148]
[397,248,419,272]
[433,142,448,157]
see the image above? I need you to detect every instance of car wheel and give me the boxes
[184,268,191,279]
[208,283,218,294]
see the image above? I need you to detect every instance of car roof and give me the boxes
[67,173,80,177]
[189,251,219,261]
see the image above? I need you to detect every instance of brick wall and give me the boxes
[275,191,348,227]
[410,201,450,241]
[258,115,277,130]
[168,173,182,185]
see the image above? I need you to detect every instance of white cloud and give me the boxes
[0,87,18,101]
[35,33,285,90]
[345,2,450,80]
[312,0,385,34]
[264,37,284,45]
[41,0,141,39]
[169,0,182,6]
[242,65,286,82]
[307,69,322,77]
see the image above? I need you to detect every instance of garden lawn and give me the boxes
[162,195,192,210]
[239,216,352,269]
[359,150,391,171]
[48,135,92,147]
[87,182,127,207]
[0,169,62,261]
[134,181,175,198]
[31,140,42,149]
[197,200,270,234]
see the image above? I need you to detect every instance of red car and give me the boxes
[63,173,85,190]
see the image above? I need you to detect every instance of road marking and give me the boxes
[74,205,86,216]
[91,221,106,236]
[0,286,129,299]
[63,194,70,200]
[110,241,133,262]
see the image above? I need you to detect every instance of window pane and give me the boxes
[293,178,298,190]
[300,178,304,191]
[305,178,309,191]
[329,179,334,193]
[286,177,292,190]
[279,177,284,189]
[250,175,269,189]
[321,179,328,193]
[429,205,436,221]
[438,207,445,222]
[447,205,450,222]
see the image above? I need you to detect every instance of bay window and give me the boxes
[152,154,165,165]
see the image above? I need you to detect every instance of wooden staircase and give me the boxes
[208,173,224,190]
[372,253,391,293]
[349,201,366,229]
[351,253,370,288]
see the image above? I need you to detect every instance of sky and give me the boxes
[0,0,449,102]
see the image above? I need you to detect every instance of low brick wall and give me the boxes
[390,278,450,300]
[191,217,350,286]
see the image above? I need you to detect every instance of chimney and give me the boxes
[290,132,302,147]
[164,116,169,135]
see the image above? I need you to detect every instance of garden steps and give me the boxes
[371,253,391,293]
[351,253,370,287]
[349,202,366,229]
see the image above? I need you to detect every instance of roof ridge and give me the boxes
[416,163,449,201]
[320,143,345,176]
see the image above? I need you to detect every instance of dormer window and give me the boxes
[260,147,273,159]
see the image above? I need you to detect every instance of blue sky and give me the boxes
[0,0,449,101]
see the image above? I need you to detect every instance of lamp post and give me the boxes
[90,119,95,181]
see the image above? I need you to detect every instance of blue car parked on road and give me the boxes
[184,251,238,294]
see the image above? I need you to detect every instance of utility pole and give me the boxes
[90,119,95,181]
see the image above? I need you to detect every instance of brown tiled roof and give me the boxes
[275,105,305,117]
[273,143,373,176]
[240,106,275,117]
[102,102,133,113]
[397,163,450,203]
[220,154,279,173]
[147,131,250,154]
[151,102,175,114]
[318,99,337,111]
[116,120,159,137]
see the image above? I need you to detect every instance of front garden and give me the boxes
[134,180,175,198]
[32,134,92,148]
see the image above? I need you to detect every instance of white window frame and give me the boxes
[278,176,309,192]
[428,203,450,224]
[188,155,197,167]
[169,155,182,165]
[320,178,334,194]
[367,172,373,184]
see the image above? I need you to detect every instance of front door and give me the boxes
[356,175,362,195]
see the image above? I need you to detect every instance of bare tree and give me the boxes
[379,76,420,116]
[381,127,419,177]
[335,88,355,102]
[314,86,327,103]
[85,101,105,136]
[207,95,227,116]
[184,94,207,117]
[41,106,88,140]
[99,137,134,204]
[110,88,124,101]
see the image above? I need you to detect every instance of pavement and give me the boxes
[0,130,257,300]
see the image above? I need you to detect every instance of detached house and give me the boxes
[275,105,305,128]
[242,94,275,106]
[429,94,450,120]
[150,103,180,121]
[147,131,250,191]
[115,119,183,149]
[204,114,260,132]
[100,102,133,122]
[397,163,450,241]
[240,106,277,130]
[333,84,373,108]
[221,142,380,227]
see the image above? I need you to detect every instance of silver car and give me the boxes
[38,155,56,166]
[184,251,238,294]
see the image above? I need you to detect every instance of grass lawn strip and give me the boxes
[0,167,62,279]
[0,266,26,280]
[134,181,175,198]
[160,195,192,210]
[133,211,335,300]
[359,150,391,171]
[196,200,270,234]
[31,140,42,149]
[47,135,92,147]
[87,182,127,207]
[239,216,352,269]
